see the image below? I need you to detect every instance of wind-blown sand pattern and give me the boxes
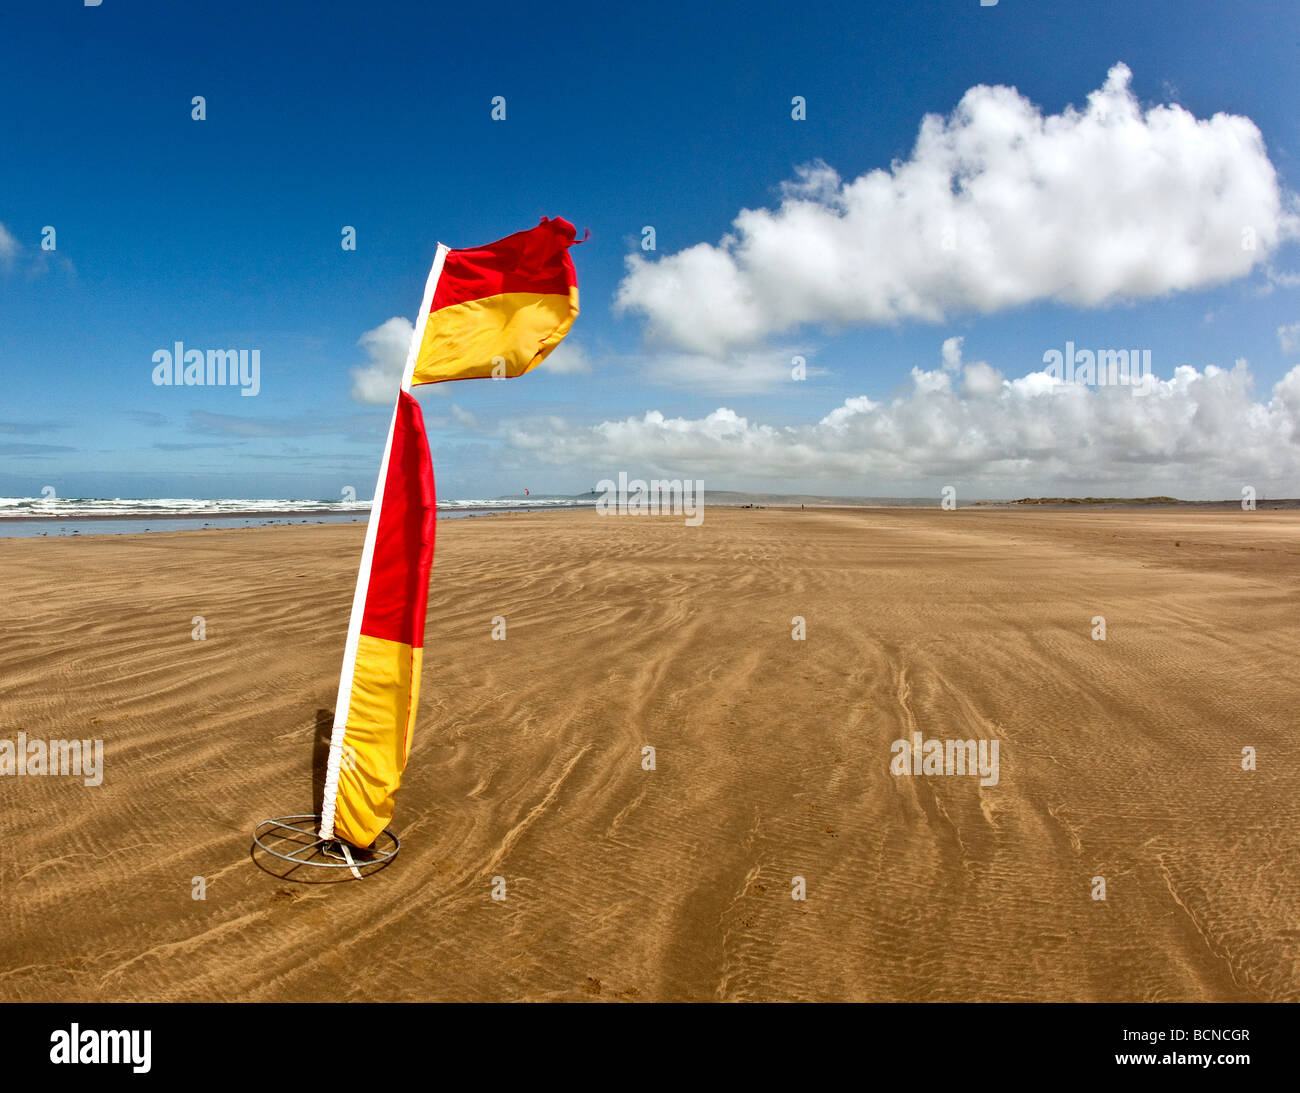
[1,508,1296,1001]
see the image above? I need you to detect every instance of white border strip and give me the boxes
[319,243,449,841]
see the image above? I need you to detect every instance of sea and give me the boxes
[0,496,599,538]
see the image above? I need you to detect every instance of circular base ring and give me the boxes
[252,814,399,880]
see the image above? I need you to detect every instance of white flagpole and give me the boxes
[320,243,450,841]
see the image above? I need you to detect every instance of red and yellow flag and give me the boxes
[328,390,435,848]
[412,216,580,385]
[321,218,580,848]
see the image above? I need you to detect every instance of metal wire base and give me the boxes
[252,814,399,881]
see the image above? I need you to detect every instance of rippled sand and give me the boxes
[0,507,1296,1000]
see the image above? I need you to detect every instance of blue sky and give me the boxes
[2,0,1299,500]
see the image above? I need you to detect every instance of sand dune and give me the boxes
[0,507,1296,1001]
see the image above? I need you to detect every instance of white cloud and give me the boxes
[539,340,591,374]
[350,317,414,404]
[962,360,1004,397]
[941,335,965,372]
[506,350,1300,498]
[642,346,820,394]
[0,223,19,269]
[0,226,74,280]
[1279,322,1300,356]
[617,65,1298,355]
[1261,267,1300,294]
[936,334,1003,395]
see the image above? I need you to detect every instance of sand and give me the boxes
[0,507,1296,1002]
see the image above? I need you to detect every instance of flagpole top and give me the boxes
[252,814,399,882]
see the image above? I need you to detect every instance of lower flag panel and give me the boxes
[414,288,578,384]
[333,634,424,847]
[327,390,436,848]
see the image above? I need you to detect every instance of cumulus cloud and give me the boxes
[941,336,965,372]
[961,359,1004,397]
[539,340,591,374]
[934,335,1004,395]
[350,317,414,404]
[1279,322,1300,356]
[616,65,1298,354]
[506,351,1300,498]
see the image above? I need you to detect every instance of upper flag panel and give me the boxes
[411,217,580,386]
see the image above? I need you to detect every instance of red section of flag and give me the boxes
[360,391,437,647]
[430,217,579,311]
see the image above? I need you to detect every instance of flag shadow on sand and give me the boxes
[247,709,401,883]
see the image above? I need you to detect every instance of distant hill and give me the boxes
[492,490,1300,511]
[971,497,1300,510]
[1003,496,1181,505]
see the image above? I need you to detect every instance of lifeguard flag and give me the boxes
[412,216,580,385]
[320,218,580,849]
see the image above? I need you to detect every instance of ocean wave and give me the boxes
[0,497,370,518]
[0,496,597,518]
[437,497,597,510]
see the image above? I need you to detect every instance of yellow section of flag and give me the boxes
[333,633,423,848]
[412,288,578,385]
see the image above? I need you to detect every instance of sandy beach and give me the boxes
[0,506,1296,1002]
